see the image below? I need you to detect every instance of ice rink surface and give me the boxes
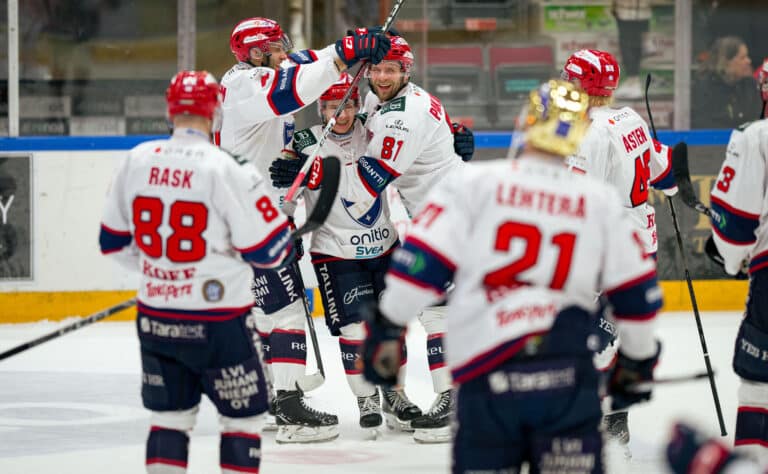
[0,311,742,473]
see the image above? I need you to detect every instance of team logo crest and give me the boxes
[341,196,383,228]
[202,280,225,302]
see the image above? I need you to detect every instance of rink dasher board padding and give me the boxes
[0,281,749,323]
[0,131,748,322]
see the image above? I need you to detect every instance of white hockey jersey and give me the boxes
[99,128,292,319]
[292,120,399,260]
[217,46,341,206]
[566,106,677,255]
[342,82,464,216]
[710,119,768,276]
[379,156,661,383]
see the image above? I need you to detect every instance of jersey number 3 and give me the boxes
[133,197,208,263]
[483,222,576,291]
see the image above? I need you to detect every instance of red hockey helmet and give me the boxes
[229,17,292,62]
[320,73,360,102]
[381,35,414,74]
[755,58,768,102]
[561,49,620,97]
[317,73,359,123]
[166,70,221,121]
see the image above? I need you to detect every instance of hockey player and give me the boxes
[271,73,399,432]
[99,71,293,473]
[270,34,469,442]
[560,48,677,448]
[360,79,663,474]
[707,113,768,462]
[217,17,390,443]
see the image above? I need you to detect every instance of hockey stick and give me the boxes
[610,372,715,408]
[290,156,341,239]
[627,371,713,393]
[0,158,341,364]
[645,74,727,436]
[292,259,326,393]
[291,156,340,392]
[282,0,407,212]
[0,298,138,362]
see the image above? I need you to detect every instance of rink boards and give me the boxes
[0,132,748,322]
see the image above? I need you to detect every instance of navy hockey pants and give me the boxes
[453,355,604,474]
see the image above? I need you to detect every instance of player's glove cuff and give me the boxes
[359,306,406,389]
[705,236,748,279]
[609,340,661,411]
[452,122,475,162]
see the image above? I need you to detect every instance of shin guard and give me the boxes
[146,427,189,473]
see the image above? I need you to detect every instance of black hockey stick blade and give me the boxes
[0,298,137,362]
[670,141,716,218]
[291,156,340,240]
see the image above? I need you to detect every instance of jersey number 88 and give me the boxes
[133,196,209,263]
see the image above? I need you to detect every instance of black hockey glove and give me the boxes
[452,122,475,162]
[335,28,391,68]
[666,422,742,474]
[269,149,306,189]
[705,236,748,279]
[609,340,661,411]
[359,306,406,389]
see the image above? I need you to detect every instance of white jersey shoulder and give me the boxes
[363,83,464,215]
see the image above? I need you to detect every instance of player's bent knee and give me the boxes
[220,413,267,434]
[339,321,365,339]
[271,299,305,331]
[149,406,199,432]
[418,306,446,334]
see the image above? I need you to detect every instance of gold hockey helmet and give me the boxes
[524,79,590,157]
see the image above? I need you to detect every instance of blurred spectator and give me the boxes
[612,0,651,100]
[691,36,760,129]
[694,1,768,70]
